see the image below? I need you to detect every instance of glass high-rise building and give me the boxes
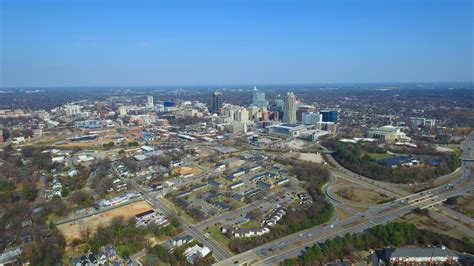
[252,87,268,108]
[211,92,223,113]
[320,110,338,123]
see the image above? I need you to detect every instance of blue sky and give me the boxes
[1,0,472,87]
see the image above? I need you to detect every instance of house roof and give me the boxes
[386,247,458,259]
[135,210,155,218]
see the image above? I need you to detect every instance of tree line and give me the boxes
[282,222,474,265]
[324,140,460,184]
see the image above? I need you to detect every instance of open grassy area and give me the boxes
[140,255,169,266]
[335,206,355,221]
[206,225,233,253]
[397,213,468,240]
[238,220,261,229]
[366,153,395,160]
[334,185,390,205]
[452,191,474,218]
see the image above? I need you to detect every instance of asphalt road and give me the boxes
[128,179,233,261]
[256,182,474,265]
[215,132,474,265]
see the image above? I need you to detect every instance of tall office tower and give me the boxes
[146,95,154,108]
[252,86,269,108]
[320,109,339,123]
[283,92,297,123]
[211,92,223,113]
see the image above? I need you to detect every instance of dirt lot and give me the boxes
[58,201,154,243]
[298,152,325,164]
[172,166,202,176]
[196,148,215,158]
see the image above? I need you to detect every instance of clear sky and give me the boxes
[1,0,473,87]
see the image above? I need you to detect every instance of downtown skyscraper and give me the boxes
[211,92,223,113]
[283,92,297,123]
[252,86,268,108]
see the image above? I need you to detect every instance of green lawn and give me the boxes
[367,153,394,160]
[238,220,261,229]
[207,225,232,252]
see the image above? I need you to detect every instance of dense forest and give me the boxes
[282,222,474,265]
[228,160,334,253]
[323,140,460,183]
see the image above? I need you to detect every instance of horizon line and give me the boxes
[1,81,473,90]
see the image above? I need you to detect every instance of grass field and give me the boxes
[207,225,233,253]
[367,153,395,160]
[453,191,474,218]
[397,213,468,240]
[335,206,355,221]
[238,220,261,229]
[335,185,390,205]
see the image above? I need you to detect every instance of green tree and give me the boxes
[61,187,70,197]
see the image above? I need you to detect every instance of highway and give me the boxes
[256,181,474,266]
[214,132,474,265]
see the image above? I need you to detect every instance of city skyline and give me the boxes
[1,0,473,87]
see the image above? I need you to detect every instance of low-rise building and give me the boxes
[376,246,459,265]
[267,123,307,137]
[184,245,211,264]
[368,125,400,141]
[229,180,244,190]
[170,235,193,247]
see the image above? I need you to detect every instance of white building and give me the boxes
[184,245,211,264]
[119,106,128,117]
[64,104,82,116]
[283,92,297,123]
[234,107,249,123]
[383,247,459,264]
[146,95,154,108]
[302,112,322,125]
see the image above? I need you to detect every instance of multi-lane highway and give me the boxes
[215,132,474,265]
[236,181,474,266]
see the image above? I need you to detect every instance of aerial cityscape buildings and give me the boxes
[211,92,223,114]
[283,92,297,123]
[1,0,472,265]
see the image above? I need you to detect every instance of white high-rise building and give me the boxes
[283,92,297,123]
[146,96,154,108]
